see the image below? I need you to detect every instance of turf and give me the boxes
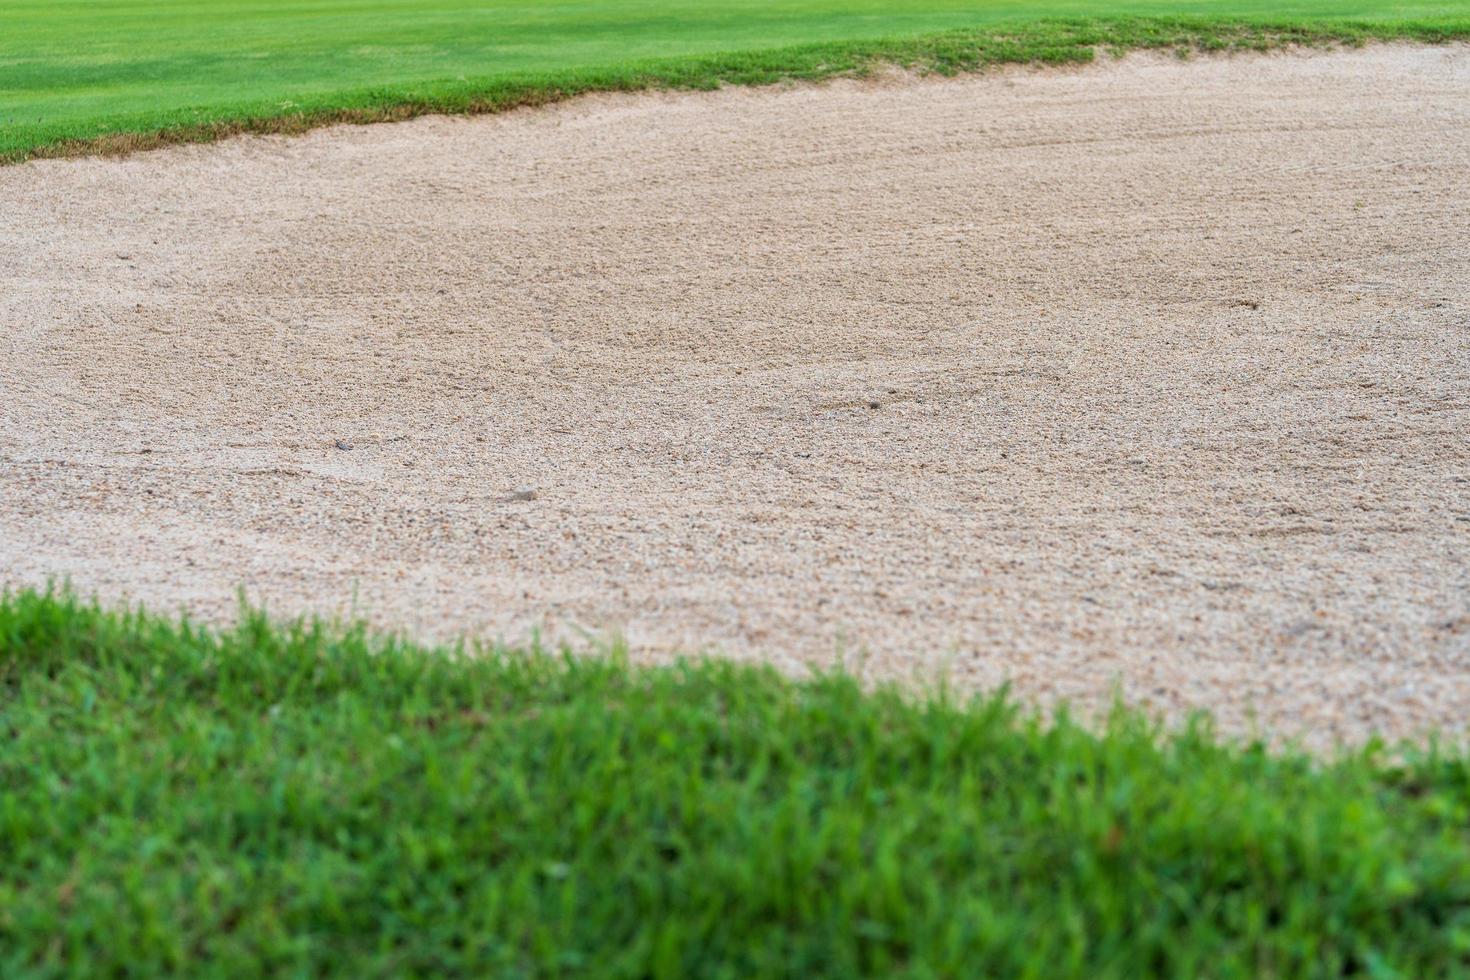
[3,590,1470,976]
[3,4,1470,162]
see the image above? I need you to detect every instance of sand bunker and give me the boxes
[3,45,1468,745]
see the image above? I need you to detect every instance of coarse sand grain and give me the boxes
[3,45,1469,746]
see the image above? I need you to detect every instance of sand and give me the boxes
[3,45,1468,746]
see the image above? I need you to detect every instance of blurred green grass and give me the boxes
[4,588,1470,976]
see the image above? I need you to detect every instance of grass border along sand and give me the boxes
[7,17,1470,164]
[4,588,1470,975]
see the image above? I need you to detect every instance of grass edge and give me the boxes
[7,16,1470,165]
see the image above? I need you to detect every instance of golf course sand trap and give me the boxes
[3,46,1468,744]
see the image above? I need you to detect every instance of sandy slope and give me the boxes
[3,46,1468,744]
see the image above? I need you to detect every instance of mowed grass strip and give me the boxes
[3,4,1470,163]
[3,590,1470,976]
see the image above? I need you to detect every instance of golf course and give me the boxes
[3,0,1470,974]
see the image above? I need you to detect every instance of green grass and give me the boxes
[4,590,1470,976]
[4,3,1470,163]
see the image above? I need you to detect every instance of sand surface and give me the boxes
[4,46,1469,745]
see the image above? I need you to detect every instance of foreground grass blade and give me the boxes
[2,588,1470,976]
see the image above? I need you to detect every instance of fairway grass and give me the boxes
[4,589,1470,975]
[3,8,1469,163]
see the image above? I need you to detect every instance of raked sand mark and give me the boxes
[3,46,1468,746]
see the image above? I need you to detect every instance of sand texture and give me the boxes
[3,45,1469,745]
